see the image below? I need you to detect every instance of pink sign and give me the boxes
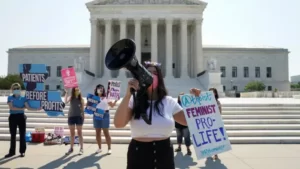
[61,67,78,88]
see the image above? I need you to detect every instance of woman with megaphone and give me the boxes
[114,62,201,169]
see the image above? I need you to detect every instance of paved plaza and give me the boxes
[0,141,300,169]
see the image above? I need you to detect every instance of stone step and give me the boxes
[2,113,300,119]
[0,133,300,144]
[0,128,299,137]
[1,117,299,124]
[1,109,300,115]
[1,122,300,130]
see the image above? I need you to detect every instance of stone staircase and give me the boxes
[0,97,300,144]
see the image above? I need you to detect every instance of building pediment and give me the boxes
[86,0,206,6]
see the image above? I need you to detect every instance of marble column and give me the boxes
[180,19,189,78]
[165,18,173,78]
[134,18,142,63]
[195,18,204,74]
[119,18,128,78]
[151,18,158,62]
[89,18,99,77]
[104,18,112,77]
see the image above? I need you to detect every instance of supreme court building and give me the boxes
[7,0,290,96]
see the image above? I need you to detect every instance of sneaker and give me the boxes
[95,149,102,154]
[20,153,25,157]
[107,149,112,155]
[4,153,15,158]
[65,148,73,155]
[174,147,181,152]
[79,148,83,155]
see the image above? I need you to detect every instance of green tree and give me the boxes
[0,74,24,90]
[244,81,266,92]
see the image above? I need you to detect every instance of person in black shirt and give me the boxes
[174,93,192,155]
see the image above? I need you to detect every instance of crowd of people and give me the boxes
[4,62,222,169]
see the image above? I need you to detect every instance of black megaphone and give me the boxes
[105,38,153,91]
[105,39,153,125]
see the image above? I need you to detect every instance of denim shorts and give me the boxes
[68,116,84,126]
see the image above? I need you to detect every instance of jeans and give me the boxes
[9,114,27,154]
[176,128,191,147]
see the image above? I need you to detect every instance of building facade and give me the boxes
[6,0,291,96]
[291,75,300,84]
[7,45,290,92]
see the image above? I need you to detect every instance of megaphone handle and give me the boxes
[130,88,135,94]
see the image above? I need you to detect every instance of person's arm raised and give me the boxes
[114,94,132,128]
[114,79,139,128]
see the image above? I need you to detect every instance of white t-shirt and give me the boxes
[96,97,110,110]
[128,96,183,138]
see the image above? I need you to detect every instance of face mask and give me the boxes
[148,74,158,92]
[13,90,21,95]
[97,89,102,94]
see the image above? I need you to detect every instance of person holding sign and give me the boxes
[113,62,201,169]
[209,87,222,160]
[175,93,192,156]
[5,83,41,158]
[64,87,85,155]
[93,84,118,155]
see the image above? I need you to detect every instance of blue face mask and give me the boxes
[13,90,21,95]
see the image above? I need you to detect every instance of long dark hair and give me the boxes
[70,87,82,101]
[177,92,184,105]
[132,65,168,119]
[209,88,219,100]
[94,84,106,97]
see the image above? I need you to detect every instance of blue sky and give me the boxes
[0,0,299,78]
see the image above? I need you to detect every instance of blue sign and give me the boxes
[19,64,65,116]
[84,93,100,115]
[94,108,105,120]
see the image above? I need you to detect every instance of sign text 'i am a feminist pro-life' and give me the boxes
[180,92,232,160]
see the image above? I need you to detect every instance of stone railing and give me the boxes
[0,90,65,97]
[0,90,13,96]
[240,91,300,98]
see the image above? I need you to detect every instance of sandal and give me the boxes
[213,155,219,160]
[174,147,181,152]
[187,149,192,156]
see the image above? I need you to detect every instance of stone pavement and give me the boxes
[0,142,300,169]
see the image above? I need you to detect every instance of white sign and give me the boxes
[107,80,121,100]
[180,92,232,160]
[54,126,64,137]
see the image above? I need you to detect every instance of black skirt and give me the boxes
[127,138,175,169]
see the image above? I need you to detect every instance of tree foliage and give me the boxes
[291,83,300,89]
[244,81,266,92]
[0,74,24,90]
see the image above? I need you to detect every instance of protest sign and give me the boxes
[84,93,100,115]
[94,108,105,120]
[180,92,231,160]
[19,64,65,116]
[61,67,78,88]
[54,126,64,137]
[107,80,121,100]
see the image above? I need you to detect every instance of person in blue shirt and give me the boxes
[5,83,40,158]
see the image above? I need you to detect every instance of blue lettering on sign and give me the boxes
[195,117,215,130]
[19,64,65,116]
[201,145,226,156]
[180,92,213,107]
[84,94,101,115]
[192,127,227,148]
